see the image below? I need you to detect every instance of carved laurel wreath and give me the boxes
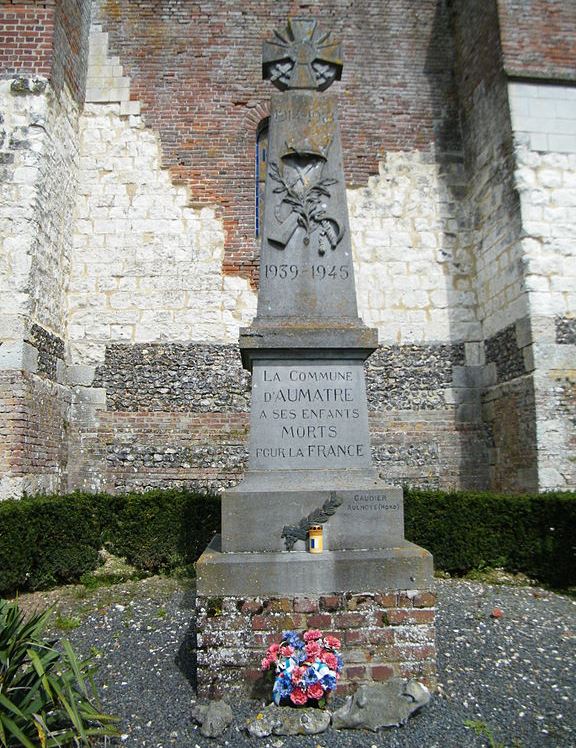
[281,491,343,551]
[268,161,343,255]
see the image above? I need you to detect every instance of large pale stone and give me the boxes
[332,679,431,731]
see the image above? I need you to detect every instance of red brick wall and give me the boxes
[92,0,460,286]
[0,0,90,102]
[52,0,91,101]
[0,0,55,80]
[498,0,576,81]
[196,590,436,699]
[0,371,70,494]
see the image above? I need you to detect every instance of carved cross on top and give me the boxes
[262,17,343,91]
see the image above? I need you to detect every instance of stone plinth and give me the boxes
[196,535,432,597]
[196,589,436,700]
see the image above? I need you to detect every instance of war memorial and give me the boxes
[195,18,435,698]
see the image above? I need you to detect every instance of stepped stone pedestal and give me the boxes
[195,17,435,699]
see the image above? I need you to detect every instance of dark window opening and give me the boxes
[255,118,269,238]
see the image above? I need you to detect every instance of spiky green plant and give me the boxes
[0,599,119,747]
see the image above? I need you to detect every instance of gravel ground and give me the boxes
[45,577,575,748]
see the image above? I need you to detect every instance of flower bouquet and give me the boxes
[261,629,343,706]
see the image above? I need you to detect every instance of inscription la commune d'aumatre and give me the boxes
[249,362,372,469]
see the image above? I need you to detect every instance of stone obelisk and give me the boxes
[196,18,435,698]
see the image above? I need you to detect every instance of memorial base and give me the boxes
[195,588,436,699]
[196,535,436,698]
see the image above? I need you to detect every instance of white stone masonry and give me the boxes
[68,24,257,364]
[349,152,479,344]
[85,26,141,116]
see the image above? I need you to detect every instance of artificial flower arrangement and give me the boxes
[261,629,343,706]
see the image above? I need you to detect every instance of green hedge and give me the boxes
[0,489,220,596]
[404,489,576,588]
[0,487,574,596]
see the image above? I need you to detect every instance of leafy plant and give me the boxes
[0,598,118,747]
[53,613,82,632]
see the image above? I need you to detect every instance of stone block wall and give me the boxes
[1,0,574,497]
[449,0,574,492]
[89,0,460,286]
[66,340,490,493]
[62,2,495,495]
[507,80,576,489]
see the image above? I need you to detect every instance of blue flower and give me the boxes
[321,673,337,691]
[272,672,293,705]
[282,630,304,649]
[303,666,319,685]
[293,648,307,664]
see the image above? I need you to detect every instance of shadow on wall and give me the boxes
[421,0,493,490]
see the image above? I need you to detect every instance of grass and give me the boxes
[53,611,82,631]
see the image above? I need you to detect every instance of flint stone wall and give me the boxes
[67,340,490,493]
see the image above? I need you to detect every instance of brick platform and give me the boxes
[196,590,436,699]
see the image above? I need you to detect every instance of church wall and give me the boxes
[62,1,493,494]
[451,0,576,492]
[3,1,572,498]
[89,0,461,287]
[498,0,576,81]
[451,0,540,492]
[508,80,576,490]
[0,0,90,498]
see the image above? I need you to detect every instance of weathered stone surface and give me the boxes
[196,536,433,597]
[246,704,331,737]
[191,700,234,738]
[10,77,47,95]
[556,316,576,345]
[27,324,65,381]
[366,344,465,410]
[93,343,250,412]
[485,324,526,383]
[247,360,373,472]
[222,487,404,553]
[331,679,431,731]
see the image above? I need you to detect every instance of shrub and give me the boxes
[0,493,103,595]
[0,489,220,596]
[0,486,574,596]
[0,598,118,746]
[404,489,576,588]
[106,488,221,572]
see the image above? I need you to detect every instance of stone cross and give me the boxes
[262,17,342,91]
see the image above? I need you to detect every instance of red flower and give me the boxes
[303,629,323,642]
[267,643,280,657]
[320,652,338,670]
[307,682,324,700]
[324,635,341,650]
[290,687,308,705]
[261,656,274,671]
[279,645,294,657]
[305,641,322,659]
[291,665,307,685]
